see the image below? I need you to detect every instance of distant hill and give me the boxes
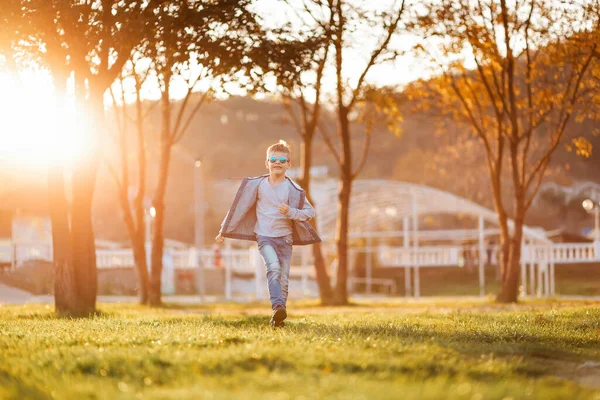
[95,93,600,243]
[2,93,598,244]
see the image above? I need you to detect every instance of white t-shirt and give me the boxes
[254,178,293,237]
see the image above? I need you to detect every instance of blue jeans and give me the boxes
[256,234,293,310]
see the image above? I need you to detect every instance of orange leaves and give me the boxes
[568,137,593,158]
[358,87,405,137]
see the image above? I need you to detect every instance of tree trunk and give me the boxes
[148,96,173,307]
[69,86,102,316]
[496,217,524,303]
[312,241,333,305]
[332,104,352,306]
[297,135,334,305]
[48,166,76,315]
[333,173,352,305]
[48,82,78,316]
[148,167,168,307]
[70,162,98,316]
[134,78,149,304]
[132,235,150,304]
[114,85,150,305]
[497,137,526,303]
[117,190,150,305]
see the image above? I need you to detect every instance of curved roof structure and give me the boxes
[538,181,600,203]
[311,179,550,243]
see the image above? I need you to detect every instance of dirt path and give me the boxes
[0,283,51,304]
[538,359,600,390]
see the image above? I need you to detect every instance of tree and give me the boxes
[146,0,260,306]
[415,0,598,302]
[106,55,156,305]
[9,0,160,316]
[319,0,408,304]
[250,3,335,304]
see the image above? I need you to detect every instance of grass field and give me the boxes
[1,300,600,400]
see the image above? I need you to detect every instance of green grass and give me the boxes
[1,301,600,400]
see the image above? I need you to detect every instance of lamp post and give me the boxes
[193,158,206,300]
[194,159,204,250]
[366,206,381,294]
[172,145,204,299]
[145,206,156,270]
[145,206,156,242]
[171,145,204,250]
[582,198,600,242]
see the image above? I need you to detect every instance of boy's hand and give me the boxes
[278,203,291,216]
[215,233,224,244]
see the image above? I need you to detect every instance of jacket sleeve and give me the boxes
[287,197,315,221]
[219,179,245,234]
[218,209,231,234]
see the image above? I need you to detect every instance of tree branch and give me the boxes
[318,121,342,167]
[524,45,596,207]
[348,0,405,110]
[173,88,213,144]
[283,98,305,138]
[351,127,371,180]
[520,2,535,186]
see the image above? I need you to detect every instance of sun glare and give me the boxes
[0,71,85,168]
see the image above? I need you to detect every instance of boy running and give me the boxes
[215,140,321,327]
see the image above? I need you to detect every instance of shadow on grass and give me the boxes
[158,298,426,312]
[12,309,116,321]
[14,312,56,320]
[159,301,274,312]
[201,314,599,349]
[0,368,52,400]
[196,313,599,380]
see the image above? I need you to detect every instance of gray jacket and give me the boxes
[219,175,321,245]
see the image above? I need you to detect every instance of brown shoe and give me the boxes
[270,307,287,327]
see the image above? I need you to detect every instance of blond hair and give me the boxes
[266,140,291,160]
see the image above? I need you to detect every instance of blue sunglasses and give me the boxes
[268,156,289,163]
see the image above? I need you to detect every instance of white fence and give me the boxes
[364,242,600,299]
[378,242,600,268]
[0,240,53,268]
[96,249,135,269]
[7,241,596,270]
[3,240,600,299]
[378,246,460,267]
[522,243,597,264]
[91,245,318,300]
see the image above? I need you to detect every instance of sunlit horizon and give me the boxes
[0,0,435,172]
[0,70,89,169]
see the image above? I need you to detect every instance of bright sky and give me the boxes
[0,71,86,169]
[251,0,427,94]
[0,0,427,169]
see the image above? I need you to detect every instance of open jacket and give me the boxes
[219,175,321,246]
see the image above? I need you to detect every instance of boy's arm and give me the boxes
[286,198,315,221]
[215,210,230,243]
[218,209,231,234]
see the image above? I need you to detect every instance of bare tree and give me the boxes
[146,0,260,306]
[415,0,598,302]
[8,0,160,316]
[106,55,157,305]
[251,2,335,304]
[321,0,408,304]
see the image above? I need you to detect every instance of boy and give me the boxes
[215,140,321,327]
